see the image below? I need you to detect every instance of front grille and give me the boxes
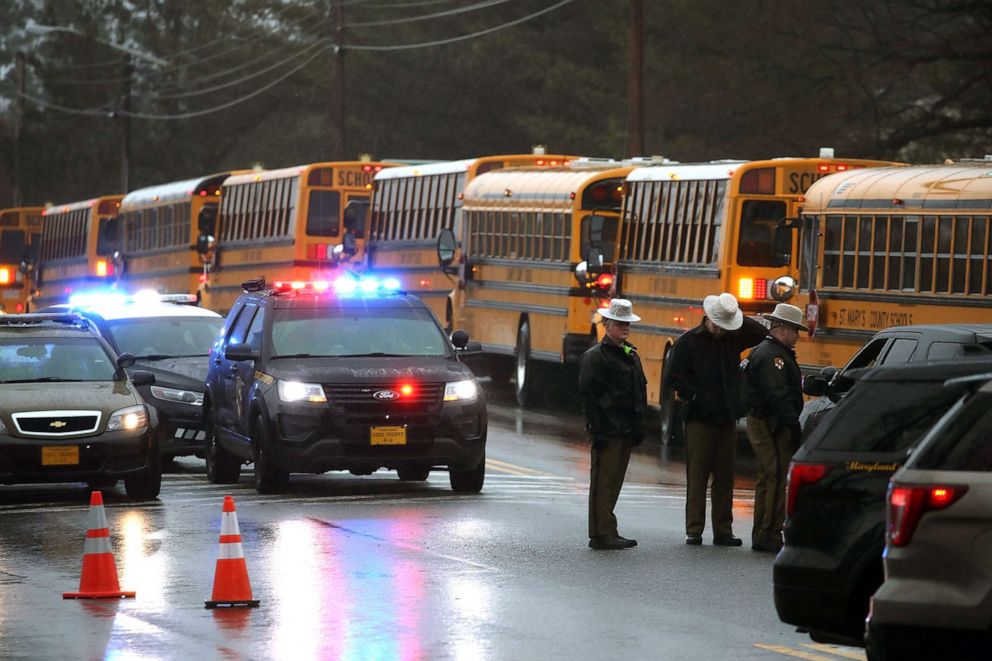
[13,410,102,436]
[323,382,444,414]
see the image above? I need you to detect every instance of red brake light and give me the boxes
[888,485,967,547]
[786,462,830,517]
[399,384,414,397]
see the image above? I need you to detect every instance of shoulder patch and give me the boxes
[773,357,785,370]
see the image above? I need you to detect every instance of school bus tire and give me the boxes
[515,318,541,407]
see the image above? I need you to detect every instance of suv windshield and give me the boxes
[815,379,965,453]
[0,339,116,382]
[106,317,224,358]
[272,306,448,358]
[914,390,992,471]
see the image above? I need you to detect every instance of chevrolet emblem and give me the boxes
[49,420,68,428]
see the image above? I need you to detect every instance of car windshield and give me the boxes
[106,317,224,358]
[913,391,992,471]
[815,379,965,453]
[271,306,449,358]
[0,339,116,382]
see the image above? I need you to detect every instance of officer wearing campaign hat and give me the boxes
[579,299,647,550]
[665,292,767,547]
[742,303,808,553]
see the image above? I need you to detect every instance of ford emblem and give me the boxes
[373,390,400,401]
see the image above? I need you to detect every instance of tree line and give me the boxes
[1,0,990,208]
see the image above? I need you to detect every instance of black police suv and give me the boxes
[0,313,161,499]
[41,294,225,460]
[774,358,992,646]
[203,277,487,494]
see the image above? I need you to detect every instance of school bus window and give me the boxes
[307,190,340,237]
[736,200,788,267]
[0,229,26,263]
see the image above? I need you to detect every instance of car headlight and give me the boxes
[444,378,479,403]
[278,380,327,403]
[150,385,204,406]
[107,405,149,432]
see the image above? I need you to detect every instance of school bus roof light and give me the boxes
[739,168,775,195]
[738,277,754,300]
[817,164,831,173]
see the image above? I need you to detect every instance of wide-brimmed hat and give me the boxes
[702,293,743,331]
[600,298,641,323]
[764,303,809,332]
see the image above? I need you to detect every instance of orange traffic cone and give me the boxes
[205,495,260,608]
[63,490,135,599]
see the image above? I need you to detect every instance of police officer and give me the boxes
[743,303,808,553]
[666,292,767,546]
[579,298,647,550]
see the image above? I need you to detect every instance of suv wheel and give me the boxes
[252,415,289,494]
[124,445,162,500]
[397,466,431,481]
[449,453,485,493]
[205,419,241,484]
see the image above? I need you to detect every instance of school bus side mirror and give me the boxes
[437,229,456,269]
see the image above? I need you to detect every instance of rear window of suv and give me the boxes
[271,306,449,358]
[913,391,992,471]
[814,379,964,453]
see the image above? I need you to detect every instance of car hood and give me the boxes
[0,381,142,413]
[264,357,474,384]
[133,356,209,390]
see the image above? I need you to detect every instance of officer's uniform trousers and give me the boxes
[588,436,634,538]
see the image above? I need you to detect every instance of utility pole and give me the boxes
[120,57,132,193]
[13,51,25,206]
[331,0,346,160]
[627,0,645,158]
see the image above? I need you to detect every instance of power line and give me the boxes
[347,0,513,27]
[346,0,576,50]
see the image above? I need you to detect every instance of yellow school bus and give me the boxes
[456,161,635,405]
[796,161,992,370]
[35,195,123,308]
[201,161,394,313]
[0,207,44,313]
[117,172,236,299]
[614,152,902,442]
[368,153,577,329]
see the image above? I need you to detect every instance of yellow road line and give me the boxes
[484,459,536,477]
[801,644,865,660]
[753,643,844,661]
[485,458,553,477]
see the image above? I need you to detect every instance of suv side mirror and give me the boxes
[117,352,137,369]
[803,365,837,397]
[130,370,155,387]
[225,343,259,361]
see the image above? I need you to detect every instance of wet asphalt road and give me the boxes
[0,376,860,661]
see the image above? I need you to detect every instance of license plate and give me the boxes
[42,445,80,466]
[370,426,406,446]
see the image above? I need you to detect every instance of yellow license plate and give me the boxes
[370,426,406,446]
[41,446,80,466]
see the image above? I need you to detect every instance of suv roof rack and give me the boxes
[242,277,266,292]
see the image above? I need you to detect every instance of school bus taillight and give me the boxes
[595,273,614,289]
[0,268,10,285]
[738,277,754,300]
[96,260,113,277]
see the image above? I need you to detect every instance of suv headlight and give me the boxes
[107,405,149,432]
[444,378,479,403]
[278,380,327,403]
[150,385,204,406]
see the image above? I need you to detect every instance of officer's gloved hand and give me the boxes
[591,436,608,451]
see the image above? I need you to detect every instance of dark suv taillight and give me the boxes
[887,484,968,547]
[786,462,831,517]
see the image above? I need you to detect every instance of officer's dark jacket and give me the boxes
[744,335,804,429]
[665,316,766,424]
[579,338,648,442]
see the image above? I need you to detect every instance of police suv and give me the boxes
[203,276,487,494]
